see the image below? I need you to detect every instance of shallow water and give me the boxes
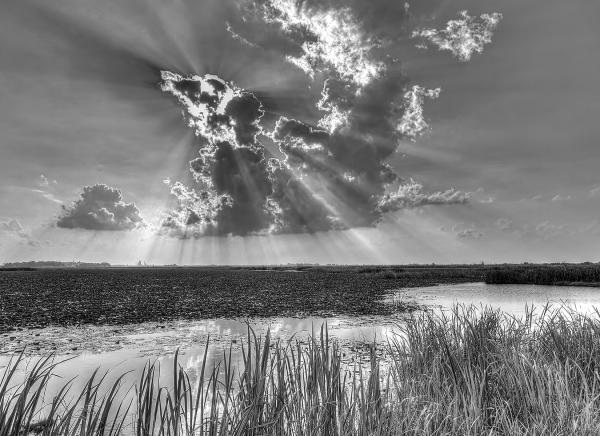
[0,315,404,406]
[386,282,600,316]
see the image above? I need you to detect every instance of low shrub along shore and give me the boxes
[4,305,600,435]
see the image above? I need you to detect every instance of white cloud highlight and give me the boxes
[378,180,470,212]
[396,85,441,139]
[259,0,384,88]
[412,10,502,62]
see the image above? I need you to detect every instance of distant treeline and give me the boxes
[485,264,600,285]
[1,261,111,269]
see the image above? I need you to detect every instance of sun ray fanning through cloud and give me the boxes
[157,0,482,240]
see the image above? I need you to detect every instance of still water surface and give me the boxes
[386,282,600,316]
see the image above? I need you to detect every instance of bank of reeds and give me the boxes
[4,305,600,435]
[485,264,600,285]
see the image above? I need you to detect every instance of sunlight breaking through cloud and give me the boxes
[160,72,337,237]
[160,71,262,148]
[234,0,389,134]
[160,70,470,237]
[154,2,503,238]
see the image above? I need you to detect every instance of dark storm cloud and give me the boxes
[272,115,397,226]
[161,66,465,236]
[160,72,278,236]
[266,158,338,233]
[57,184,144,231]
[160,71,338,236]
[225,94,264,147]
[158,0,503,237]
[209,142,273,235]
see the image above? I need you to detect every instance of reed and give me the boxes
[3,305,600,435]
[485,264,600,285]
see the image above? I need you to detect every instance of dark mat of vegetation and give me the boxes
[0,266,484,331]
[485,263,600,285]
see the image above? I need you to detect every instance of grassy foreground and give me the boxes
[4,306,600,435]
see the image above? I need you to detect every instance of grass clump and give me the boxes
[4,305,600,434]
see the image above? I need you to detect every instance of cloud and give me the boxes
[412,10,502,62]
[271,114,400,227]
[0,218,41,246]
[316,79,352,133]
[37,174,56,187]
[234,0,395,134]
[495,218,514,232]
[396,85,440,139]
[377,180,470,213]
[225,21,259,48]
[33,174,62,204]
[250,0,385,89]
[551,194,572,202]
[158,2,498,237]
[519,194,544,203]
[31,189,62,204]
[590,185,600,197]
[440,222,483,239]
[161,71,337,236]
[160,180,232,238]
[160,67,467,236]
[456,228,483,240]
[160,72,292,236]
[266,158,340,233]
[57,184,144,231]
[534,221,569,239]
[160,71,263,148]
[0,218,28,239]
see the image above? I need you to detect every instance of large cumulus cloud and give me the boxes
[159,0,499,237]
[57,184,144,231]
[160,72,336,237]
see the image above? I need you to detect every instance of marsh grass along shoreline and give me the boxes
[485,264,600,286]
[5,305,600,435]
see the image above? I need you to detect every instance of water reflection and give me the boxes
[386,282,600,316]
[0,314,404,405]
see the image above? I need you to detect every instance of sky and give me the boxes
[0,0,599,265]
